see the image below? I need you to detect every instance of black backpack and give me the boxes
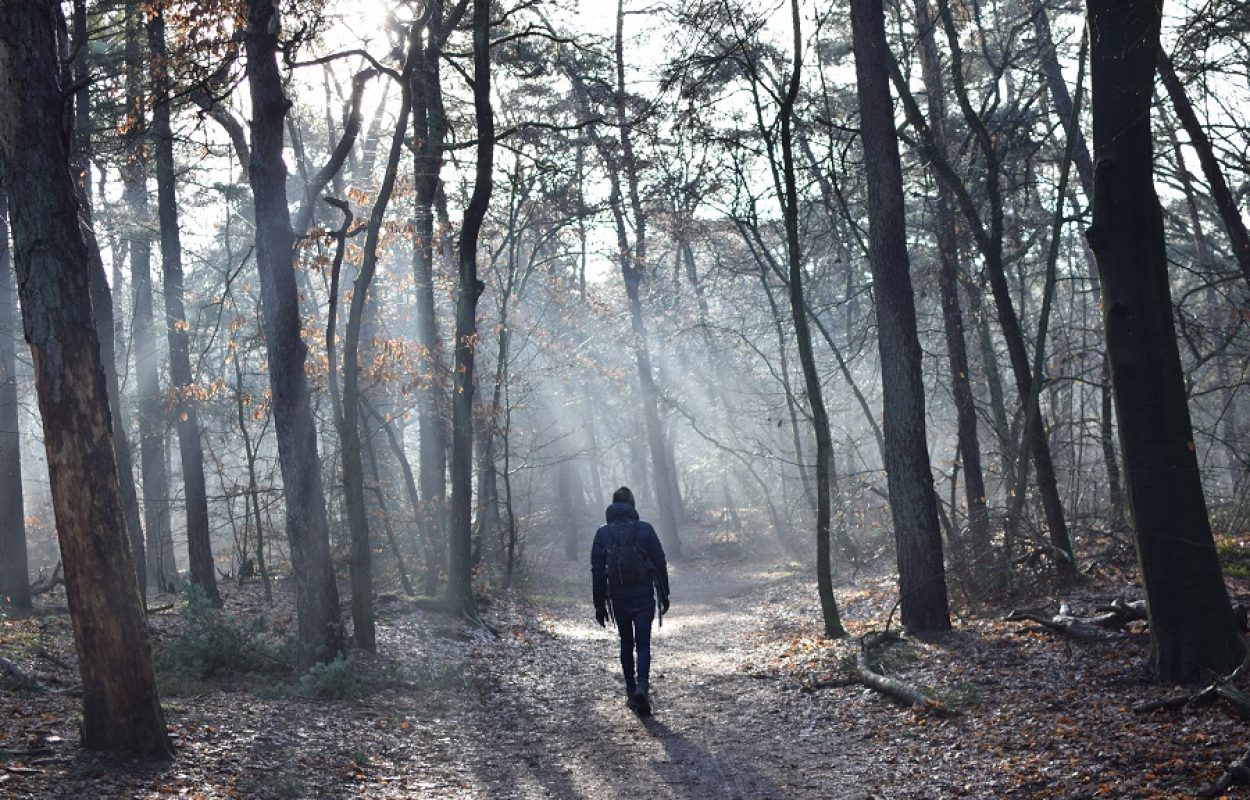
[606,522,652,588]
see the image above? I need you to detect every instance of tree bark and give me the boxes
[912,0,993,585]
[339,26,419,650]
[447,0,494,616]
[1085,0,1245,681]
[411,2,466,593]
[851,0,951,632]
[775,0,844,637]
[0,191,28,609]
[149,5,220,606]
[0,0,171,754]
[244,0,342,668]
[122,0,171,596]
[69,0,148,600]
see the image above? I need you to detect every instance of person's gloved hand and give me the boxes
[595,605,608,627]
[659,594,670,615]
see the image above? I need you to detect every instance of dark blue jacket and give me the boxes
[591,502,669,606]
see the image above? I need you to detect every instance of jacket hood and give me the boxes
[605,502,639,523]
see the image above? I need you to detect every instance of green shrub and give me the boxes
[158,588,284,686]
[298,655,363,700]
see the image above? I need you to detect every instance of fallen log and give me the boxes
[1089,598,1147,629]
[853,634,953,716]
[1005,608,1126,642]
[1200,747,1250,798]
[1134,655,1250,716]
[1213,680,1250,719]
[28,563,62,597]
[0,656,45,693]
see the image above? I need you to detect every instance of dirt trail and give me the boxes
[457,559,876,799]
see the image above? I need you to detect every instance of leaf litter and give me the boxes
[0,520,1247,798]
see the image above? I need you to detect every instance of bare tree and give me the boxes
[149,1,221,605]
[0,191,28,609]
[850,0,951,632]
[243,0,343,668]
[448,0,496,615]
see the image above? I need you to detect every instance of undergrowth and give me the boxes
[157,588,286,693]
[1217,538,1250,579]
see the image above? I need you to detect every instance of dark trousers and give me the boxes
[613,595,655,694]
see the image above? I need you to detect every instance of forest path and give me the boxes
[458,557,873,799]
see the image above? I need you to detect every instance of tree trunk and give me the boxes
[69,11,148,603]
[0,0,171,754]
[363,429,414,596]
[232,350,271,601]
[1085,0,1245,681]
[411,4,456,590]
[912,0,993,585]
[447,0,494,616]
[609,0,683,557]
[121,1,171,596]
[850,0,951,632]
[778,0,845,638]
[1031,0,1126,529]
[243,0,342,669]
[365,401,431,593]
[339,27,418,650]
[557,459,583,562]
[149,7,219,606]
[0,191,28,609]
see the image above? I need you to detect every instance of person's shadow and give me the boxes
[636,715,792,799]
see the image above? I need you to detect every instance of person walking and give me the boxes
[591,486,670,715]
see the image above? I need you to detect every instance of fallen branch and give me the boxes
[852,631,953,716]
[1200,747,1250,798]
[0,656,46,693]
[1005,607,1126,642]
[29,563,62,597]
[799,675,857,692]
[1089,598,1147,629]
[1134,655,1250,716]
[1213,679,1250,719]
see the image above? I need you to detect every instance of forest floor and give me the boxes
[2,517,1250,799]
